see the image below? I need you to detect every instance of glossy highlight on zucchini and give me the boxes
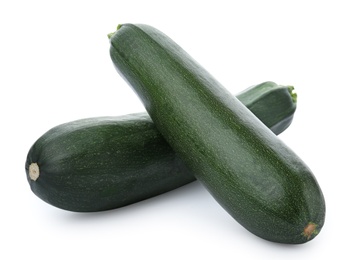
[109,23,325,244]
[25,82,296,213]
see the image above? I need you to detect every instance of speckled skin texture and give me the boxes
[109,24,325,244]
[25,83,294,212]
[26,114,192,212]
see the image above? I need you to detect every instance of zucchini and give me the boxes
[109,23,325,244]
[25,82,296,213]
[237,82,297,135]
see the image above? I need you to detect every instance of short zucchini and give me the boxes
[109,23,325,244]
[25,82,296,212]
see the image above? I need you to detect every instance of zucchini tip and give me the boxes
[302,222,319,240]
[29,163,40,181]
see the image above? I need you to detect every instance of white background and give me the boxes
[1,0,347,259]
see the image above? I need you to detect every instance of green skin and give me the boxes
[109,24,325,244]
[26,82,296,213]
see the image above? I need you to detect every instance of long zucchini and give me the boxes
[109,23,325,244]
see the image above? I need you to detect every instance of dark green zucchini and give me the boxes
[25,82,296,213]
[109,23,325,244]
[237,82,296,135]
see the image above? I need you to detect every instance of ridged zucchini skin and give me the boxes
[109,24,325,244]
[26,114,191,212]
[25,82,295,212]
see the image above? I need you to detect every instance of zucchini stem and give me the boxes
[108,24,123,39]
[288,86,297,103]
